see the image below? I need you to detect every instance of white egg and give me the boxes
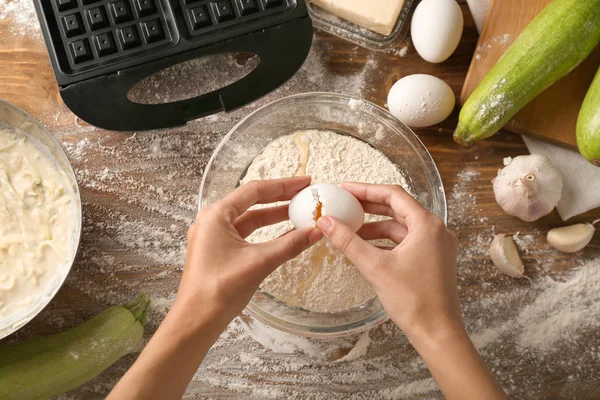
[411,0,464,64]
[387,74,455,128]
[288,183,365,233]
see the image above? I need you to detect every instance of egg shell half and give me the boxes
[288,183,365,232]
[387,74,455,128]
[411,0,464,64]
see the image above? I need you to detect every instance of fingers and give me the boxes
[360,200,395,218]
[342,182,428,226]
[356,219,408,244]
[259,227,323,271]
[360,200,407,224]
[221,177,311,222]
[234,204,290,238]
[317,216,382,268]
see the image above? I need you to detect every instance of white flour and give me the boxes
[242,130,409,313]
[516,258,600,352]
[474,34,513,61]
[449,168,486,227]
[0,0,41,39]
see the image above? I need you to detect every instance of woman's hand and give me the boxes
[316,182,508,400]
[109,177,322,400]
[175,176,323,330]
[316,182,460,341]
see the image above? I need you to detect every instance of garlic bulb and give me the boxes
[492,155,563,222]
[489,234,530,280]
[547,219,599,253]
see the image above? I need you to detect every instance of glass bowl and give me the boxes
[0,99,82,339]
[199,93,446,338]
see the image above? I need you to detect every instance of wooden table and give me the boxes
[1,2,599,399]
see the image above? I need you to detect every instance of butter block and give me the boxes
[311,0,406,36]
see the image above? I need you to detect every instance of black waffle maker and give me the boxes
[33,0,313,131]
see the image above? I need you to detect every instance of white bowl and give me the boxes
[0,100,82,339]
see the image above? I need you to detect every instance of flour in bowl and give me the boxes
[242,130,410,313]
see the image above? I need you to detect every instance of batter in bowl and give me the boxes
[0,129,77,322]
[242,130,411,313]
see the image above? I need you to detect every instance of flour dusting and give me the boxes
[448,168,487,228]
[516,258,600,352]
[0,0,41,39]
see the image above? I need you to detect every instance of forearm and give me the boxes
[407,322,508,400]
[108,304,225,400]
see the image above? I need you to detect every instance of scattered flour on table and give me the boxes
[512,232,537,254]
[446,167,600,397]
[448,168,487,228]
[0,0,42,39]
[447,167,495,272]
[242,130,410,313]
[473,33,513,61]
[377,378,438,399]
[335,330,371,362]
[188,316,441,399]
[516,257,600,352]
[4,19,599,398]
[450,167,575,351]
[189,252,600,400]
[398,45,409,57]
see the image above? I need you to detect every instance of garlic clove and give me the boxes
[489,234,530,280]
[492,155,563,222]
[547,220,598,253]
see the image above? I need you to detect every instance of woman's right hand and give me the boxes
[317,182,508,400]
[316,182,461,343]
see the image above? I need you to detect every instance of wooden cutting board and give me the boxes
[461,0,600,148]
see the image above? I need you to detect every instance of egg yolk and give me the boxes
[313,198,323,225]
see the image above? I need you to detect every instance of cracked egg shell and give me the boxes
[288,183,365,232]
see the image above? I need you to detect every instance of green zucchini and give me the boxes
[577,67,600,166]
[0,293,150,400]
[454,0,600,147]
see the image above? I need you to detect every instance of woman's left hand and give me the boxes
[174,176,322,331]
[109,177,321,400]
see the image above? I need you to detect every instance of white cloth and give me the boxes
[466,0,600,220]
